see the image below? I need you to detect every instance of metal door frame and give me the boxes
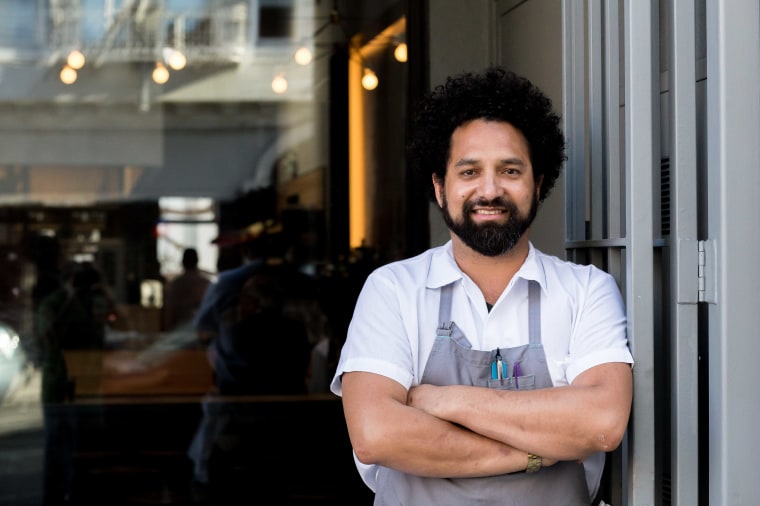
[563,1,760,504]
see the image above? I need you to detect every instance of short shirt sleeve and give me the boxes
[330,268,418,396]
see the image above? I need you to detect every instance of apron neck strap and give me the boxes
[528,280,541,345]
[437,283,455,334]
[437,279,542,344]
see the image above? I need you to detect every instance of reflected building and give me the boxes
[0,1,409,503]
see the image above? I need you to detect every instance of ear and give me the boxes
[432,174,444,207]
[535,174,544,200]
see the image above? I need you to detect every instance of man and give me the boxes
[163,248,211,331]
[193,239,265,346]
[329,67,634,505]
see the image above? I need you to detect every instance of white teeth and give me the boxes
[475,209,502,215]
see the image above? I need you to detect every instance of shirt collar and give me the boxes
[426,240,548,293]
[426,241,462,289]
[517,243,548,293]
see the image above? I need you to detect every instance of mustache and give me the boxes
[462,197,518,214]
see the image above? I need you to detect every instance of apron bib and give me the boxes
[374,281,590,506]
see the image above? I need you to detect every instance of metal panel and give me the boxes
[562,0,586,243]
[667,0,699,504]
[605,0,623,241]
[624,1,656,504]
[603,2,625,306]
[588,1,605,241]
[705,1,760,504]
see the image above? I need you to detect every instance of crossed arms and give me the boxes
[340,361,632,478]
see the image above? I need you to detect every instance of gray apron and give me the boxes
[374,281,590,506]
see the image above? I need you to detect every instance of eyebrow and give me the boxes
[453,157,527,167]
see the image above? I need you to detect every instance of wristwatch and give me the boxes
[526,454,542,473]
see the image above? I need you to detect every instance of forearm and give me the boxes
[426,386,604,460]
[408,363,632,461]
[358,403,532,477]
[342,372,534,478]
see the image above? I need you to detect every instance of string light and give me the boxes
[361,68,378,91]
[66,50,86,70]
[167,50,186,70]
[271,73,288,94]
[394,42,407,63]
[294,46,313,66]
[152,62,169,84]
[60,65,77,84]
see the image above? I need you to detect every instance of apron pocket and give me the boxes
[486,375,536,390]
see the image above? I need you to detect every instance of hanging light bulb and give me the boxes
[67,49,86,70]
[294,46,313,66]
[271,73,288,94]
[60,65,77,84]
[161,47,187,70]
[167,49,187,70]
[152,62,170,84]
[394,42,408,63]
[361,68,378,91]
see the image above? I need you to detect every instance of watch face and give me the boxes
[526,454,542,473]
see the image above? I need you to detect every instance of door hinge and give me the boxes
[698,240,706,301]
[698,239,716,303]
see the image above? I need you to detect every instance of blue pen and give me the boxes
[491,348,507,384]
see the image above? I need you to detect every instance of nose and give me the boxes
[478,171,504,200]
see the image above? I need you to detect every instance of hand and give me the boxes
[540,456,558,467]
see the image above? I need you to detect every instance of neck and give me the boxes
[451,235,531,305]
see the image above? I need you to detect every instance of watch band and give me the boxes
[526,454,542,473]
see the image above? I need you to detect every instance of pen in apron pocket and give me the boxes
[491,348,506,385]
[513,361,522,389]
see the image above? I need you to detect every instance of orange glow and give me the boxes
[348,16,406,250]
[394,42,407,62]
[348,49,366,249]
[361,68,378,90]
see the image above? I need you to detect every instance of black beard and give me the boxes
[440,195,538,257]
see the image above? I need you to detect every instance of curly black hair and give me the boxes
[407,67,566,203]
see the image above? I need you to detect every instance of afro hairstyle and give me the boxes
[406,66,566,203]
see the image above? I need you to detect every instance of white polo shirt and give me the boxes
[330,240,634,497]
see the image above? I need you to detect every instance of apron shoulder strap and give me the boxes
[436,283,455,336]
[528,280,541,345]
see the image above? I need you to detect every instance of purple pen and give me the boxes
[513,361,522,389]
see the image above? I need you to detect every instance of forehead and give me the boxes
[449,119,530,159]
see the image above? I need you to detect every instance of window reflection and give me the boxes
[0,0,407,503]
[0,0,39,49]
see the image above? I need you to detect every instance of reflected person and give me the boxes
[163,247,211,331]
[36,261,113,505]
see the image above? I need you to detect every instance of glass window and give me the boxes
[0,0,410,503]
[0,0,39,49]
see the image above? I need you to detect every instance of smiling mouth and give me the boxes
[473,208,506,216]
